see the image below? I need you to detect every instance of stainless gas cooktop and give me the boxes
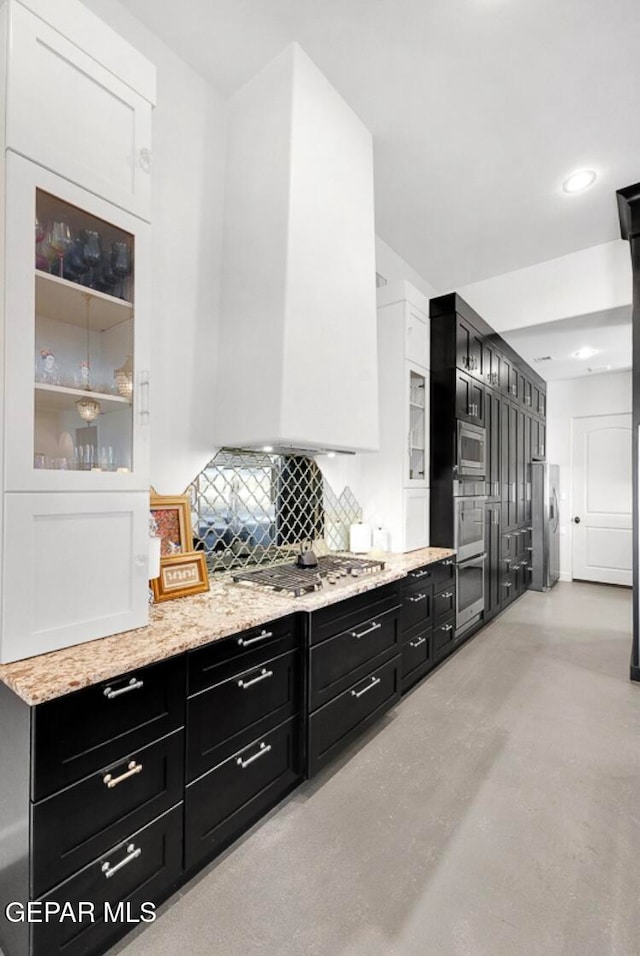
[232,554,385,597]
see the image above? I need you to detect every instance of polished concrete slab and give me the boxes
[113,582,638,956]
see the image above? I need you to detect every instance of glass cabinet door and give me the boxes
[34,189,135,473]
[4,153,150,492]
[407,367,427,484]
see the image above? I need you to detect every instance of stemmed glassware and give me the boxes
[111,242,131,299]
[50,221,72,277]
[82,229,102,288]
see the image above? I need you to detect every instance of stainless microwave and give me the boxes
[457,420,486,478]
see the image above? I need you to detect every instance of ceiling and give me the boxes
[119,0,640,291]
[501,305,632,381]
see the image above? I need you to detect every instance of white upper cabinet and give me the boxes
[4,0,155,221]
[3,153,151,493]
[215,43,378,454]
[378,280,430,370]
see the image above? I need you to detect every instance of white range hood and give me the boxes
[214,43,379,455]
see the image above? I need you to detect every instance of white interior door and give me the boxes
[571,414,632,585]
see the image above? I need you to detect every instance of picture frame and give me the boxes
[149,491,193,557]
[151,551,210,602]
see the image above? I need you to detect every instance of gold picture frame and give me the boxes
[149,491,193,557]
[152,552,210,602]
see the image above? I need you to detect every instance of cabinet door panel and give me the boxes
[185,718,300,871]
[404,489,429,552]
[2,492,150,665]
[406,307,430,368]
[32,806,182,956]
[32,730,184,896]
[6,3,152,220]
[310,608,400,711]
[4,154,151,494]
[187,650,300,781]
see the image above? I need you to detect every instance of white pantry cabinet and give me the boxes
[364,282,430,552]
[0,0,155,662]
[4,0,155,221]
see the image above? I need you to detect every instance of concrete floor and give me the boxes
[112,582,638,956]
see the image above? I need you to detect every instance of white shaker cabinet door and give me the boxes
[5,1,153,221]
[404,489,429,552]
[1,492,150,663]
[405,306,430,370]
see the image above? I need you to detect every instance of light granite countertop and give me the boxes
[0,546,455,706]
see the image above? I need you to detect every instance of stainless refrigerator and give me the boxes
[531,462,560,591]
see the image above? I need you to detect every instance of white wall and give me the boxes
[82,0,227,493]
[375,236,437,299]
[546,370,632,580]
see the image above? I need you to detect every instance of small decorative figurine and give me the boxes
[39,348,59,385]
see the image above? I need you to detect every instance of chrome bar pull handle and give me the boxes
[103,760,142,790]
[441,591,454,599]
[409,637,426,649]
[407,594,426,604]
[237,668,273,690]
[351,621,382,639]
[236,742,271,769]
[441,623,453,632]
[410,568,431,578]
[237,629,273,647]
[102,844,141,879]
[351,676,381,699]
[104,677,144,700]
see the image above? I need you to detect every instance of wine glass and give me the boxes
[41,232,59,274]
[111,242,131,299]
[50,221,72,278]
[94,259,116,295]
[82,229,102,289]
[64,237,88,284]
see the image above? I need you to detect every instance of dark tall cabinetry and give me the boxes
[430,294,547,634]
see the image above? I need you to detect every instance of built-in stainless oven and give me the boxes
[454,496,486,562]
[456,552,486,632]
[457,420,486,478]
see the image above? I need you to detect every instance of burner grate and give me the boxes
[232,554,385,597]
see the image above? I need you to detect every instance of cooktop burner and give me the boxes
[232,554,386,598]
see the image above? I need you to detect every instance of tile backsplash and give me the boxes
[186,449,362,572]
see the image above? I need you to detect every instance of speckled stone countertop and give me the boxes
[0,546,455,706]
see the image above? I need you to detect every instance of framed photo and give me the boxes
[150,492,193,557]
[152,552,210,602]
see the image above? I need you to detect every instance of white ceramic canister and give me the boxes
[372,527,390,552]
[349,522,372,553]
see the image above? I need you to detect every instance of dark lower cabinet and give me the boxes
[308,657,400,776]
[485,502,501,622]
[32,730,184,897]
[32,805,183,956]
[307,584,402,777]
[185,718,300,871]
[401,631,432,686]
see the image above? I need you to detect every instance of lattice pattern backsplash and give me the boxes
[186,449,362,572]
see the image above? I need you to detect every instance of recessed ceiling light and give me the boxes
[327,452,336,458]
[587,365,611,374]
[562,169,597,194]
[572,347,599,360]
[262,445,274,452]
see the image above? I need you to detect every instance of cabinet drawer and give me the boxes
[185,717,300,872]
[433,587,456,624]
[32,730,184,897]
[309,583,401,646]
[308,656,400,777]
[309,607,400,711]
[188,616,298,695]
[33,656,186,801]
[404,564,434,586]
[401,631,431,680]
[187,649,300,781]
[433,617,456,655]
[32,805,183,956]
[431,558,456,591]
[401,582,433,633]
